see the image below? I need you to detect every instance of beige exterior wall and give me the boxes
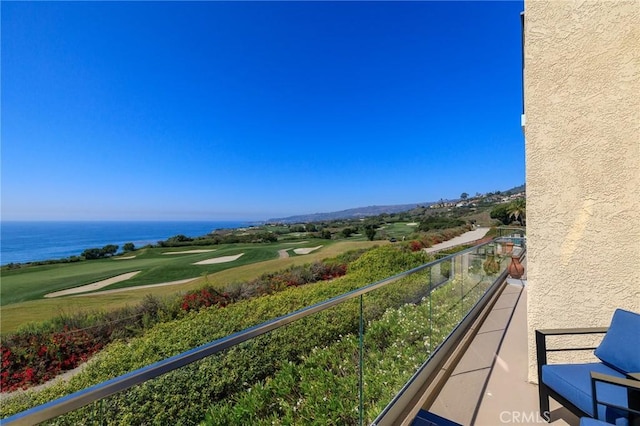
[524,0,640,382]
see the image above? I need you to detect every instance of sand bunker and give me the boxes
[293,246,322,255]
[406,222,419,226]
[72,278,197,297]
[163,249,216,255]
[114,255,136,260]
[193,253,244,265]
[45,271,141,298]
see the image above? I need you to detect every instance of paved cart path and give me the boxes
[424,227,491,253]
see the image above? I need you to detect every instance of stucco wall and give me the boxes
[524,0,640,382]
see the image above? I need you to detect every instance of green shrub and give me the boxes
[200,273,493,425]
[417,216,465,232]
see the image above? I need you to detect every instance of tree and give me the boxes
[460,192,469,200]
[169,234,192,243]
[363,224,377,241]
[490,203,511,225]
[341,227,355,238]
[507,199,526,225]
[365,228,376,241]
[82,248,102,260]
[123,242,135,252]
[102,244,119,257]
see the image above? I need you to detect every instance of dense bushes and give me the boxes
[1,327,102,392]
[157,231,278,247]
[200,270,496,425]
[81,244,119,260]
[180,262,348,312]
[417,216,466,232]
[0,296,178,392]
[347,245,430,283]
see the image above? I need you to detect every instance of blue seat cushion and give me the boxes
[542,362,628,422]
[594,309,640,374]
[580,417,631,426]
[579,418,613,426]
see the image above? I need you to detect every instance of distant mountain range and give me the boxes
[267,203,435,224]
[267,184,525,224]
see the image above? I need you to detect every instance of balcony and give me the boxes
[423,258,580,426]
[2,234,545,426]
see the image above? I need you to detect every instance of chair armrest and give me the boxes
[591,371,640,420]
[592,371,640,389]
[537,327,609,337]
[627,373,640,381]
[535,328,609,379]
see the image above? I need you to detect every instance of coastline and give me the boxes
[1,220,251,266]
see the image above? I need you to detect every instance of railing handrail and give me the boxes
[3,239,500,426]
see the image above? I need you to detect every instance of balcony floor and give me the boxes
[427,278,581,426]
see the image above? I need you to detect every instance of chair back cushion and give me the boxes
[594,308,640,374]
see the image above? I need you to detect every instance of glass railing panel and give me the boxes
[360,267,433,425]
[42,344,249,425]
[460,249,498,313]
[199,302,362,425]
[39,300,362,425]
[429,264,465,348]
[430,256,451,290]
[371,244,515,425]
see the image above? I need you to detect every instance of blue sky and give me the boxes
[1,1,525,221]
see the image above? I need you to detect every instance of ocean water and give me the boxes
[0,221,251,265]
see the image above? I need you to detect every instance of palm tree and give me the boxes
[507,199,526,226]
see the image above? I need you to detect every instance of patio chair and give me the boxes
[536,308,640,425]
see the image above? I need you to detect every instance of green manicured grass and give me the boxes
[379,222,420,239]
[102,244,278,290]
[0,242,333,306]
[0,240,385,334]
[1,258,161,305]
